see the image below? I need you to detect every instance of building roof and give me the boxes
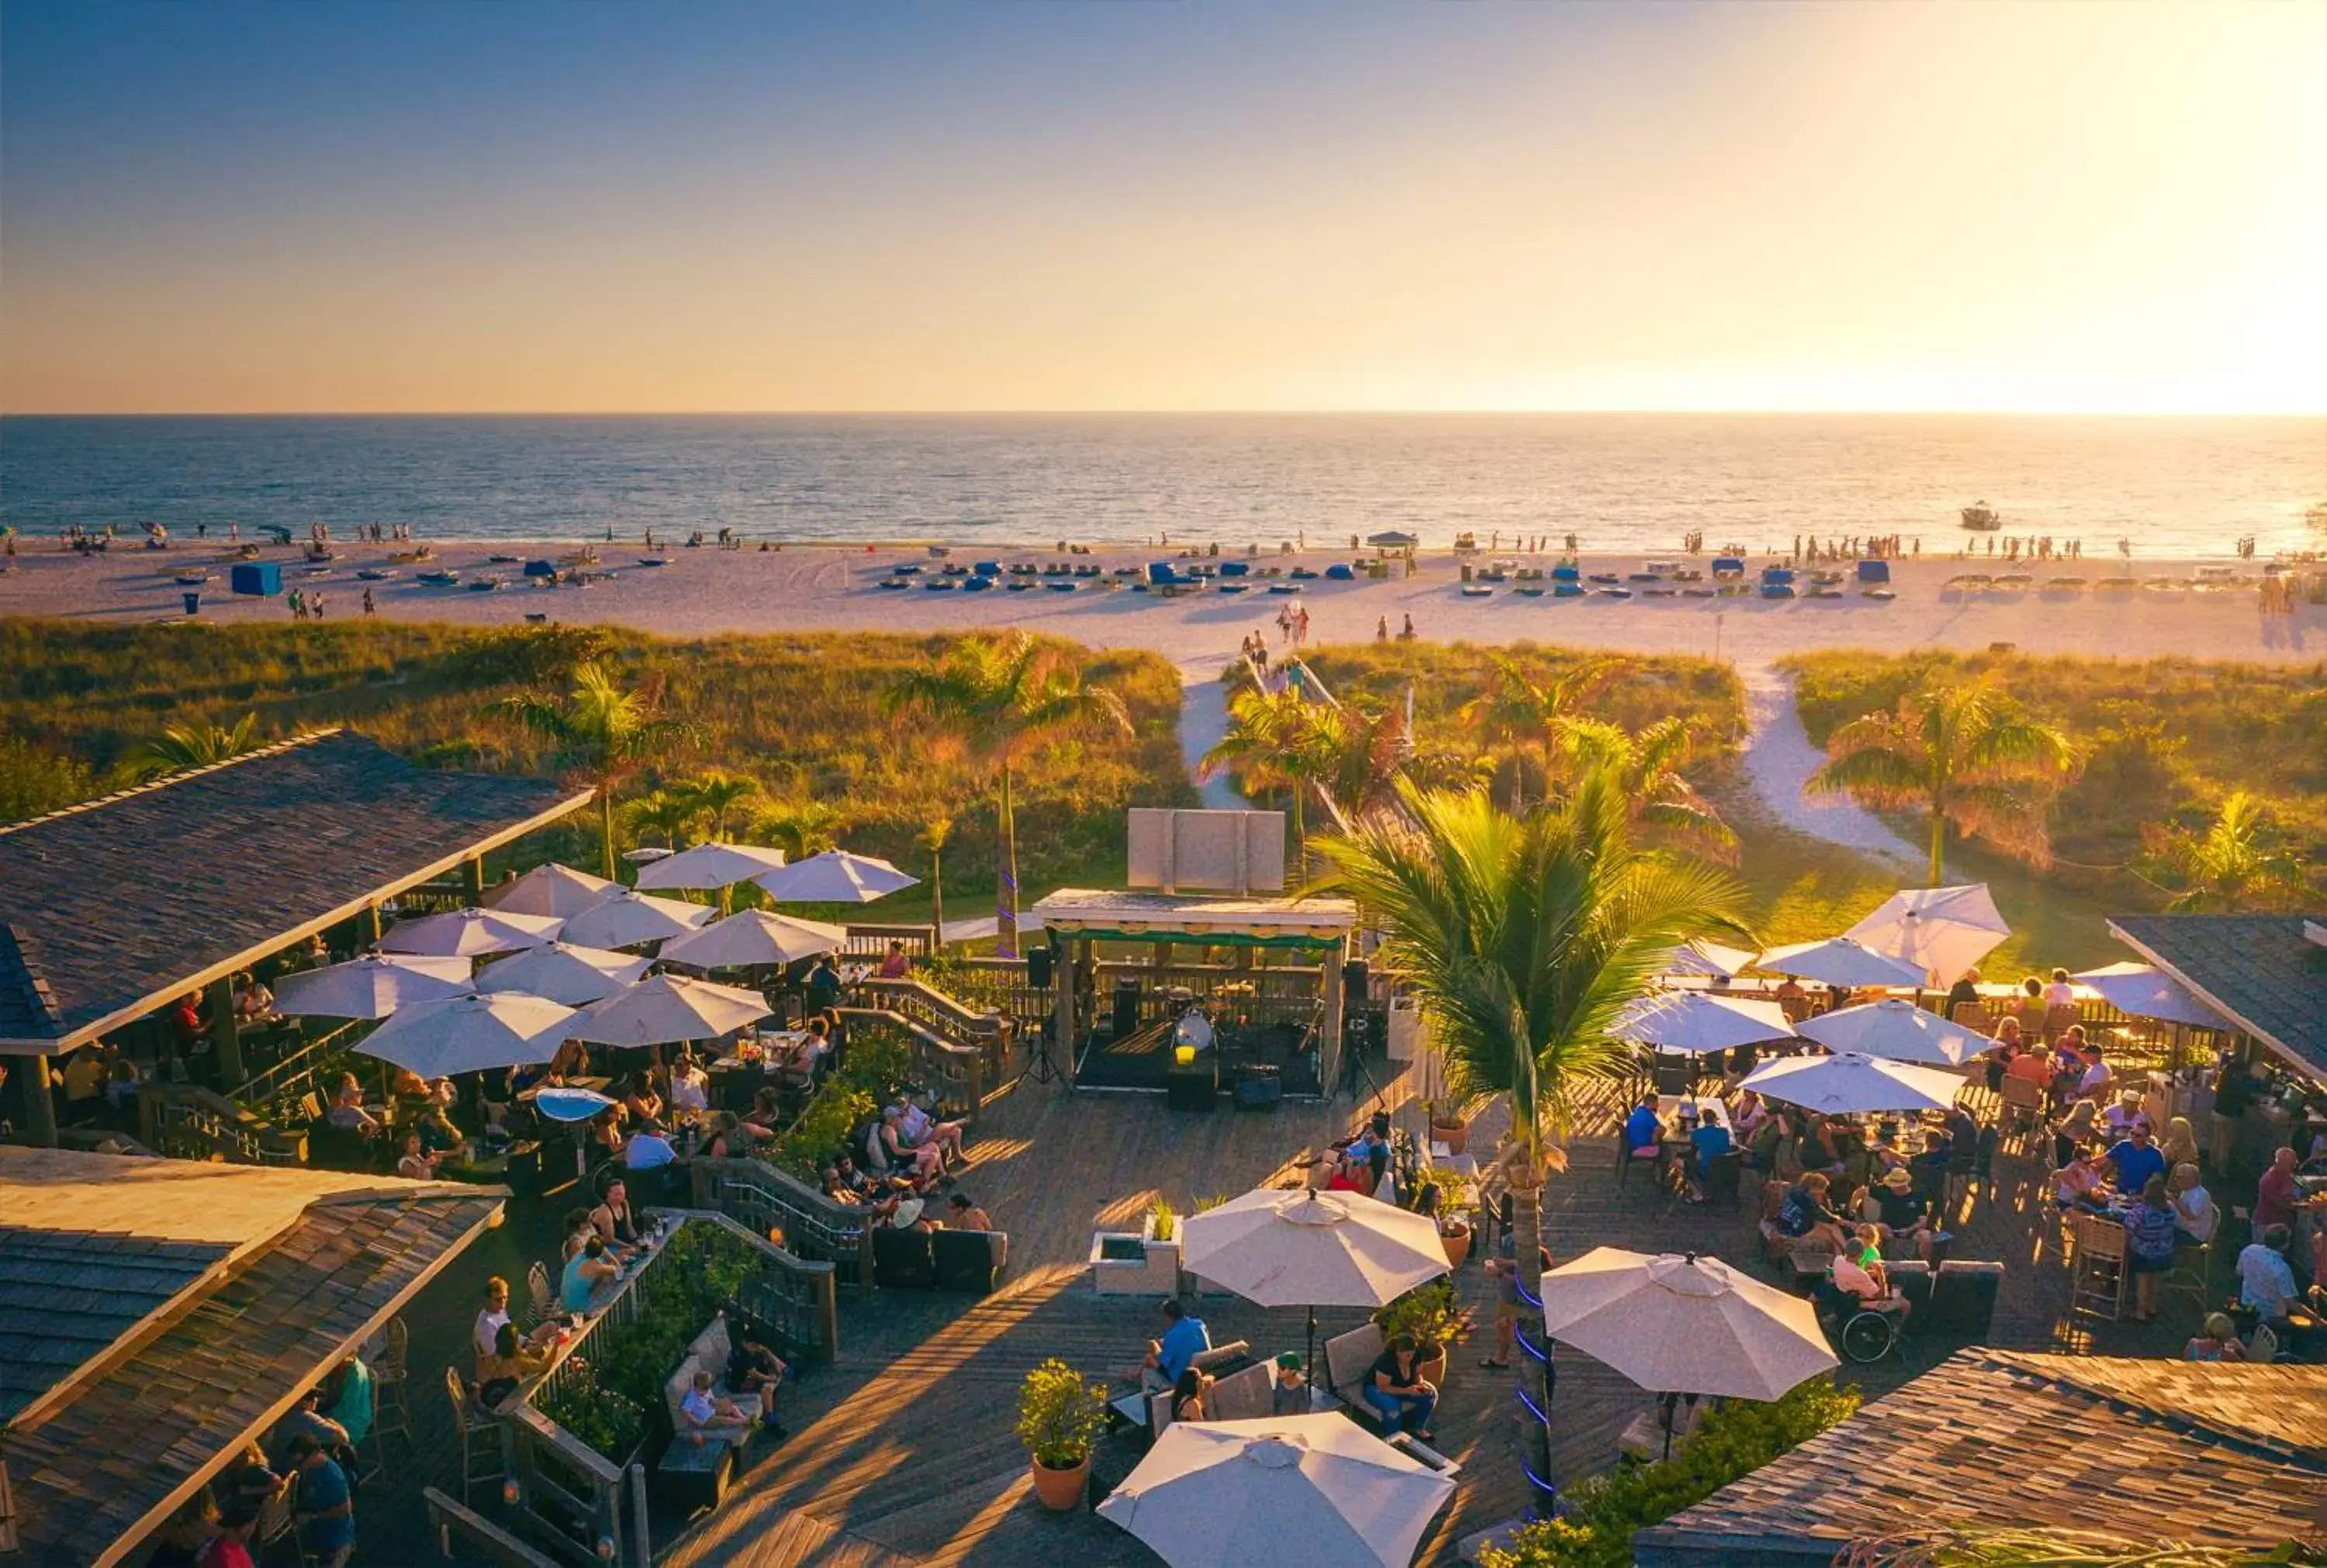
[1029,887,1357,944]
[1632,1351,2327,1566]
[0,1148,502,1567]
[0,729,586,1053]
[2109,912,2327,1082]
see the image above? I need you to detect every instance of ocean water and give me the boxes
[2,413,2321,558]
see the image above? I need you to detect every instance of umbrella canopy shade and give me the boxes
[271,954,474,1020]
[659,909,849,970]
[379,906,564,958]
[1537,1247,1837,1402]
[1658,940,1761,979]
[1845,883,2011,988]
[475,941,650,1006]
[566,972,770,1047]
[1756,937,1928,990]
[534,1086,617,1123]
[555,890,714,949]
[2072,962,2229,1028]
[1741,1051,1965,1115]
[1178,1188,1446,1310]
[1796,997,1994,1067]
[754,850,920,904]
[631,841,791,891]
[1097,1414,1454,1568]
[484,862,621,919]
[1365,530,1421,547]
[1612,992,1794,1055]
[354,992,577,1078]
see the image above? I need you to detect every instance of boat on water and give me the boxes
[1959,502,2002,531]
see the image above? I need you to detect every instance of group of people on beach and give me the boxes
[1964,535,2085,561]
[1793,534,1913,561]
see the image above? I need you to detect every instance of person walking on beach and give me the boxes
[1377,615,1388,641]
[361,588,376,616]
[288,589,304,620]
[1295,605,1310,646]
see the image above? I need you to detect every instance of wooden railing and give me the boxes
[690,1158,878,1297]
[835,1009,987,1123]
[135,1082,300,1166]
[854,976,1013,1095]
[224,1020,361,1128]
[841,921,939,959]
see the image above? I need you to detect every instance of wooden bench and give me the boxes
[420,1487,562,1567]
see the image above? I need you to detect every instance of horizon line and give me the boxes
[5,406,2324,420]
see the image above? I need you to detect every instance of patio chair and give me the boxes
[370,1315,415,1459]
[252,1487,298,1566]
[1613,1135,1661,1188]
[1998,1077,2045,1147]
[524,1260,558,1328]
[444,1367,506,1508]
[2066,1211,2127,1321]
[2165,1228,2215,1311]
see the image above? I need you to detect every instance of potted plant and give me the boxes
[1421,1167,1478,1269]
[1018,1358,1108,1511]
[1426,1099,1470,1156]
[1146,1194,1177,1244]
[1375,1280,1460,1388]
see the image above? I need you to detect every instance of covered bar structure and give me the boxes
[0,730,586,1148]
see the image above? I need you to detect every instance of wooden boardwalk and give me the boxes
[647,1066,2225,1568]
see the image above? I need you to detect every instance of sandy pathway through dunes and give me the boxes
[1736,662,1921,867]
[1177,662,1246,809]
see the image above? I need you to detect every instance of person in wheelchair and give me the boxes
[1822,1225,1910,1325]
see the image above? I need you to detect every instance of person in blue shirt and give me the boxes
[1139,1298,1211,1393]
[1623,1095,1664,1156]
[288,1434,356,1568]
[2104,1121,2168,1198]
[1685,1116,1733,1204]
[561,1236,621,1313]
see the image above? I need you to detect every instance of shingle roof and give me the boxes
[2110,912,2327,1079]
[0,729,583,1050]
[1632,1351,2327,1566]
[1,1176,502,1567]
[0,1228,230,1421]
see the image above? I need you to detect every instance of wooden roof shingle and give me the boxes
[2110,912,2327,1080]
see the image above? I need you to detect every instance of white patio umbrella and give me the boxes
[1741,1051,1964,1115]
[1796,997,1994,1068]
[1845,883,2011,988]
[379,906,563,958]
[631,841,790,892]
[484,862,621,919]
[659,908,849,970]
[566,972,771,1047]
[272,954,475,1020]
[555,889,713,949]
[355,992,577,1078]
[1611,992,1795,1055]
[1097,1414,1455,1568]
[475,941,650,1007]
[2071,962,2228,1028]
[1658,940,1761,980]
[1537,1248,1836,1404]
[1756,937,1928,990]
[1180,1187,1447,1377]
[754,849,919,904]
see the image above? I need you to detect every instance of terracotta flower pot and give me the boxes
[1429,1117,1469,1156]
[1416,1348,1448,1390]
[1440,1222,1471,1271]
[1030,1456,1089,1511]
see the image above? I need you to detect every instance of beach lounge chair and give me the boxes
[963,575,994,591]
[923,578,956,591]
[1289,567,1319,580]
[1517,585,1545,597]
[1461,583,1492,597]
[1759,567,1796,599]
[1217,582,1249,593]
[419,569,459,586]
[1551,564,1582,585]
[973,561,1002,576]
[1712,556,1745,580]
[878,577,910,590]
[1554,581,1585,598]
[1267,582,1302,595]
[1219,561,1250,578]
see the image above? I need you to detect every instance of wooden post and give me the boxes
[1054,940,1077,1089]
[1319,941,1347,1099]
[364,902,384,946]
[462,855,487,906]
[207,976,245,1088]
[20,1053,59,1147]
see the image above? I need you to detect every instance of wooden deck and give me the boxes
[651,1065,2228,1568]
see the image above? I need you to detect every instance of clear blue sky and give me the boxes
[5,2,2322,413]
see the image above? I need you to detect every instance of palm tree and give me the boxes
[1312,771,1751,1483]
[1558,716,1737,862]
[1457,653,1608,808]
[676,768,760,841]
[1804,679,2076,886]
[883,634,1129,957]
[918,816,953,938]
[499,662,689,879]
[138,713,264,774]
[2156,791,2308,911]
[1201,686,1320,858]
[624,789,695,850]
[1305,701,1411,824]
[758,800,846,862]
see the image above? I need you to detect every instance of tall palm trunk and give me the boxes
[1927,799,1946,887]
[597,786,618,881]
[996,752,1020,958]
[929,845,946,940]
[1509,1052,1553,1486]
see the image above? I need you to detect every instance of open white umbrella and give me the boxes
[484,862,621,919]
[379,906,563,958]
[1097,1414,1455,1568]
[659,908,849,970]
[566,972,771,1047]
[1796,997,1993,1067]
[2072,962,2228,1028]
[1756,937,1928,990]
[632,841,790,892]
[1658,940,1761,980]
[272,954,474,1020]
[1741,1051,1964,1115]
[555,889,713,949]
[754,850,919,904]
[1537,1247,1836,1404]
[1845,884,2011,988]
[475,941,649,1007]
[355,992,577,1078]
[1612,992,1795,1055]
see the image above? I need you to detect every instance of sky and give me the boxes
[2,2,2322,415]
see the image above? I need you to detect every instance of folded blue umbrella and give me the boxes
[534,1087,617,1123]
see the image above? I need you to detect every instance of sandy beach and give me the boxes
[5,537,2318,675]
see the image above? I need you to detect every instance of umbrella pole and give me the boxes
[1305,1307,1316,1407]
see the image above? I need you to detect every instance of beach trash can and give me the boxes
[181,592,202,616]
[230,561,282,596]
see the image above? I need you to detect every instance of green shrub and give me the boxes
[1480,1377,1862,1568]
[1374,1280,1461,1354]
[1016,1358,1108,1470]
